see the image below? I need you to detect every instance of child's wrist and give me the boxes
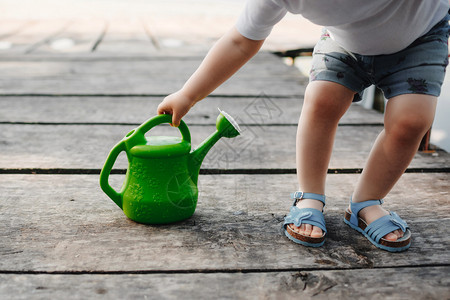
[179,88,202,105]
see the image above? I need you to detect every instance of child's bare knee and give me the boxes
[387,115,432,142]
[304,84,353,120]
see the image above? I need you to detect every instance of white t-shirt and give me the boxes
[236,0,449,55]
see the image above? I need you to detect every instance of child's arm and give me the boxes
[157,27,264,126]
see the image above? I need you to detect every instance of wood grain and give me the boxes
[0,53,307,96]
[0,96,383,125]
[0,123,447,170]
[1,267,449,299]
[0,174,448,273]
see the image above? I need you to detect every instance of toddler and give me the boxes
[158,0,450,252]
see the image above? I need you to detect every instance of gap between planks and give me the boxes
[0,168,448,175]
[90,21,108,52]
[0,21,37,40]
[0,54,281,62]
[1,264,449,275]
[0,122,384,127]
[0,93,296,99]
[24,21,74,54]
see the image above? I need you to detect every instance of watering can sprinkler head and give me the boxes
[188,109,241,184]
[216,108,241,138]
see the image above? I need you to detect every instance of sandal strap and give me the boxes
[349,198,384,226]
[283,207,327,233]
[364,212,409,243]
[291,191,326,207]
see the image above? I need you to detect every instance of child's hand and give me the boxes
[157,90,195,127]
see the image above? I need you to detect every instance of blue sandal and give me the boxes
[344,198,411,252]
[283,192,327,247]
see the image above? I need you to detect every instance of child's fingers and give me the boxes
[157,91,192,127]
[157,102,171,115]
[171,111,181,127]
[156,105,177,126]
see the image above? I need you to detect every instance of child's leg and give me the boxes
[291,80,354,237]
[351,94,437,240]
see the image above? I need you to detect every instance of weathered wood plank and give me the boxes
[0,1,321,57]
[31,19,106,54]
[142,14,230,56]
[0,20,72,54]
[0,20,36,40]
[0,173,448,272]
[0,124,447,170]
[0,96,383,125]
[94,19,157,55]
[0,53,307,96]
[1,266,448,299]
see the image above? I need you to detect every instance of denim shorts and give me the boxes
[310,13,450,101]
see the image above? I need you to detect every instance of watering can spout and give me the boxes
[189,109,241,184]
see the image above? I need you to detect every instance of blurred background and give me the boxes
[0,0,321,54]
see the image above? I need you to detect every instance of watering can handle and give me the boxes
[99,141,126,209]
[99,114,190,209]
[137,114,191,143]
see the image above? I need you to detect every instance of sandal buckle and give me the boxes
[291,191,304,206]
[293,191,304,200]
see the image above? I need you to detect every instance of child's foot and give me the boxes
[289,198,324,238]
[349,204,404,241]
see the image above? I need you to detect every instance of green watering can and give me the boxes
[99,109,241,224]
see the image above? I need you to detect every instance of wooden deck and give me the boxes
[1,13,449,300]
